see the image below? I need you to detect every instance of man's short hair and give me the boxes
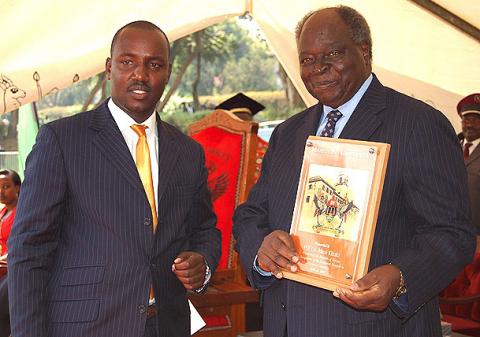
[0,169,21,186]
[110,20,171,59]
[295,5,372,60]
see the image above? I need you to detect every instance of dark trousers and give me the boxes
[0,275,9,337]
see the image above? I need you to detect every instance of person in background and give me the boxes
[215,92,265,122]
[215,92,267,183]
[0,169,21,337]
[8,21,220,337]
[233,5,476,337]
[457,93,480,235]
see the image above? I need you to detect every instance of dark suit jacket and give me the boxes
[233,75,476,337]
[461,136,480,234]
[7,101,221,337]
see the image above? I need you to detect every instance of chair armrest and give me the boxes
[189,281,259,307]
[439,294,480,305]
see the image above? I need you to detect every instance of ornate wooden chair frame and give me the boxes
[188,109,260,337]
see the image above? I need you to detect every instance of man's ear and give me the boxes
[105,57,112,80]
[360,43,370,60]
[360,43,370,64]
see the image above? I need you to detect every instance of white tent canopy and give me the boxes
[1,0,479,131]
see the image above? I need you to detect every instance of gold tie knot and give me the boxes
[131,124,148,137]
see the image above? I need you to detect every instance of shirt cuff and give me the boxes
[253,255,273,277]
[392,291,409,313]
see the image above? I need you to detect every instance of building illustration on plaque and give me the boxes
[300,165,370,241]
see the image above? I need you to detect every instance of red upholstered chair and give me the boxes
[188,109,260,337]
[440,237,480,336]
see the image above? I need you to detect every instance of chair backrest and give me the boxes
[440,237,480,322]
[188,109,258,278]
[254,136,268,183]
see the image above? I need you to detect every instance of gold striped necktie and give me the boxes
[131,124,158,232]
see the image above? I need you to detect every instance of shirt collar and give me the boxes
[322,74,373,117]
[465,137,480,149]
[108,98,157,136]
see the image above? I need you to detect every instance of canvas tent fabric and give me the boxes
[1,0,479,132]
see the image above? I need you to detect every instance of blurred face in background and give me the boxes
[0,174,19,207]
[462,114,480,142]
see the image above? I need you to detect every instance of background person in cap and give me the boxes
[216,93,268,184]
[215,92,265,121]
[458,93,480,234]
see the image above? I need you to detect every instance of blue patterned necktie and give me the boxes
[320,109,343,138]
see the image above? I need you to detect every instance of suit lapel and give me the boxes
[90,101,145,195]
[156,118,179,203]
[339,75,385,140]
[293,104,324,166]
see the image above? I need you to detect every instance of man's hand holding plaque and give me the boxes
[333,264,402,311]
[257,230,299,278]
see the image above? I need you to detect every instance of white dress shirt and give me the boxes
[108,98,159,213]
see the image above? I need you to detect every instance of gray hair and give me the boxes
[295,5,372,60]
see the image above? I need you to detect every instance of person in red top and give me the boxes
[0,169,21,337]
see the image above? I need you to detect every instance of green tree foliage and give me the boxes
[221,44,280,93]
[177,17,280,98]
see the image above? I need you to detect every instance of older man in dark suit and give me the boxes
[233,5,476,337]
[8,21,220,337]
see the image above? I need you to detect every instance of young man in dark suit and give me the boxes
[233,5,476,337]
[8,21,220,337]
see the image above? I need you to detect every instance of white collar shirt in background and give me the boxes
[464,137,480,155]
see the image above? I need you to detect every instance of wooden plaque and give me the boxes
[283,136,390,291]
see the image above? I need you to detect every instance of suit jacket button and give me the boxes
[138,304,146,314]
[144,218,151,226]
[281,302,286,311]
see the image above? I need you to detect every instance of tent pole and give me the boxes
[409,0,480,42]
[245,0,252,14]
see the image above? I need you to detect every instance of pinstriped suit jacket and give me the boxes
[7,101,221,337]
[233,75,476,337]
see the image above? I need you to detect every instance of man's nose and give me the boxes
[132,64,148,81]
[313,59,328,73]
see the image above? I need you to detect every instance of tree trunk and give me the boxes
[7,109,18,139]
[192,32,203,112]
[99,75,108,105]
[156,49,196,113]
[81,72,105,112]
[278,66,304,108]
